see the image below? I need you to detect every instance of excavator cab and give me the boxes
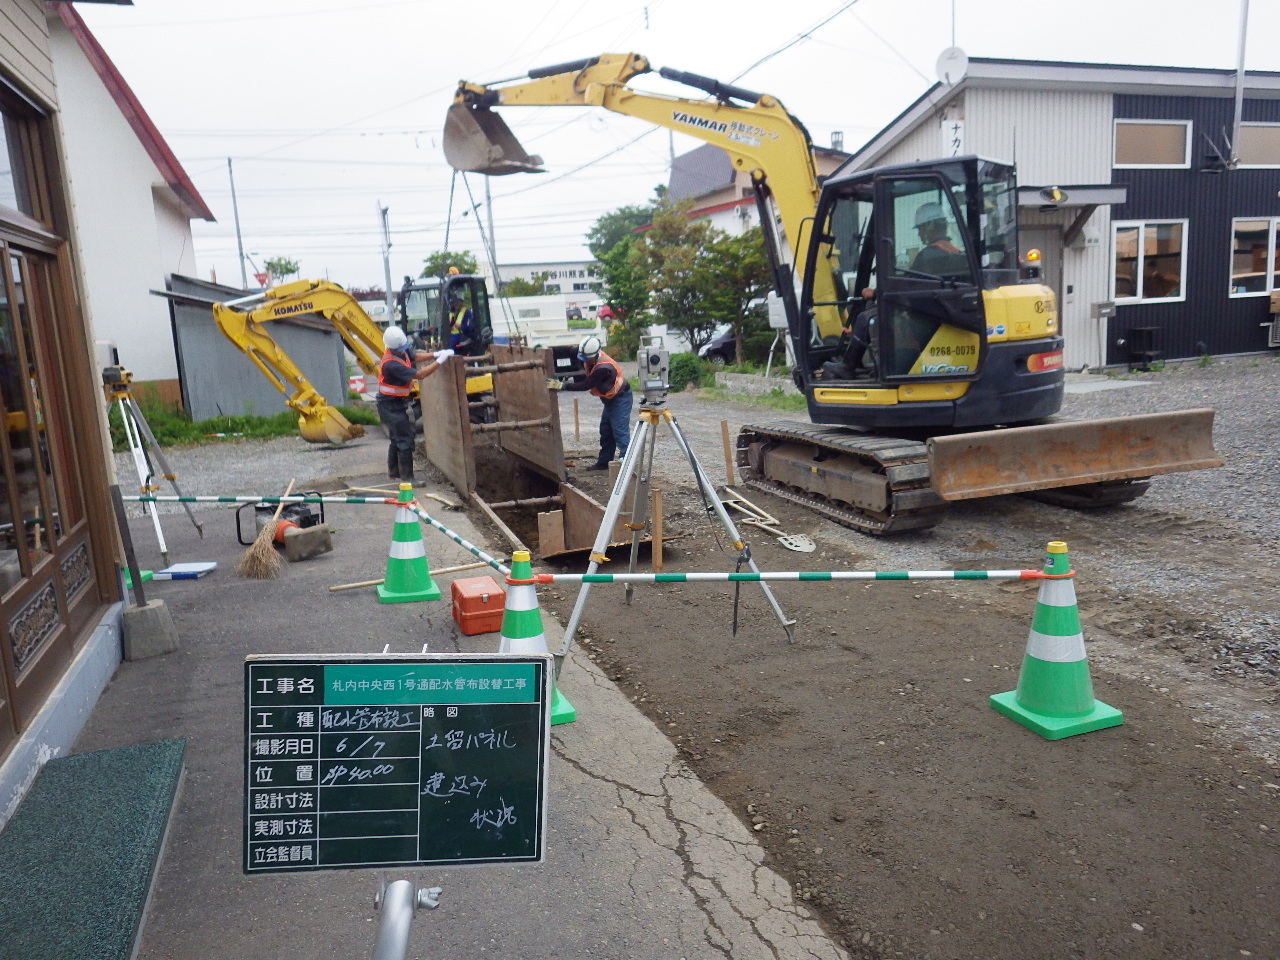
[397,273,493,357]
[797,156,1062,430]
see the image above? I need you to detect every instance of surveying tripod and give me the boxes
[556,339,795,677]
[103,366,202,564]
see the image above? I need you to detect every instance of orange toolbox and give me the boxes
[450,575,506,635]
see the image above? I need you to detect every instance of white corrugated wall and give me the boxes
[862,88,1116,368]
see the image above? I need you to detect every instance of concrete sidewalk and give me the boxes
[75,449,847,960]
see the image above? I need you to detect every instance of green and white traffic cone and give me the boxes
[500,550,576,725]
[376,483,441,604]
[990,541,1122,740]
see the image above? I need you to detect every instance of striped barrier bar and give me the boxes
[123,495,395,505]
[532,569,1062,584]
[122,493,509,575]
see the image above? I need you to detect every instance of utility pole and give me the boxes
[484,177,498,272]
[379,202,394,322]
[228,158,248,289]
[1230,0,1251,166]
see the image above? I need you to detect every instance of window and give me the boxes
[1113,220,1186,302]
[1229,218,1280,296]
[0,111,33,216]
[1114,120,1191,168]
[1237,124,1280,168]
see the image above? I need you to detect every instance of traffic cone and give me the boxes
[377,483,441,604]
[500,550,576,725]
[990,541,1122,740]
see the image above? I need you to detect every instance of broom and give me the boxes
[236,478,296,579]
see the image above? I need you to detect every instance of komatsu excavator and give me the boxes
[445,53,1221,534]
[211,278,493,444]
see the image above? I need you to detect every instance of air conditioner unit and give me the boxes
[1268,320,1280,349]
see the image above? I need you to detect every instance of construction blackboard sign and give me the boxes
[243,653,551,873]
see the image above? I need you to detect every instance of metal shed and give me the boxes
[160,274,348,422]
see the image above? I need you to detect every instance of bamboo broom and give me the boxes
[236,479,295,579]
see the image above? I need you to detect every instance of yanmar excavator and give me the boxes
[211,278,494,444]
[445,53,1221,534]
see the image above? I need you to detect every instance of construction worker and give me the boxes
[448,296,475,353]
[378,326,453,485]
[547,336,633,471]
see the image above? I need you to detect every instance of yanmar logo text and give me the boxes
[672,111,727,134]
[272,301,315,316]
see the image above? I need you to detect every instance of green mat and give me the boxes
[0,738,185,960]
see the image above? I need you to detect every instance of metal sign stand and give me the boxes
[105,367,202,564]
[557,339,795,677]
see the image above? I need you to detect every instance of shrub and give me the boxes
[668,352,713,392]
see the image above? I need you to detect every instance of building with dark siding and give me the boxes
[845,58,1280,369]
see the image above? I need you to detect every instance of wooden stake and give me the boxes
[573,397,580,443]
[328,560,489,592]
[720,420,736,486]
[651,487,663,573]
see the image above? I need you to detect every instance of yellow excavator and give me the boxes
[211,278,494,444]
[445,53,1221,534]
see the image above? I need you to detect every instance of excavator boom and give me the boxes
[212,279,387,444]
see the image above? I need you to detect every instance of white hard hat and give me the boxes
[383,325,408,350]
[913,201,946,227]
[577,335,601,359]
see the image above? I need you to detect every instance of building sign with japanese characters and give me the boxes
[243,654,550,873]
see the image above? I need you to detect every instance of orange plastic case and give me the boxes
[450,575,507,635]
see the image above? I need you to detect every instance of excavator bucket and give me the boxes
[927,408,1221,501]
[297,407,365,445]
[443,103,545,175]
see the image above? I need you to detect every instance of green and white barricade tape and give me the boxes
[403,502,510,577]
[124,494,397,505]
[531,569,1058,584]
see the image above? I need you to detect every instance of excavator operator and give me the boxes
[448,296,476,354]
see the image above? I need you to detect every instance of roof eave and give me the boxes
[53,5,216,222]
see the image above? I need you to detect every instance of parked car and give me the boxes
[699,325,735,365]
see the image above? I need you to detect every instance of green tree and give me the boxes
[701,228,772,364]
[586,204,653,259]
[264,256,300,283]
[420,250,479,278]
[501,272,550,297]
[632,201,719,353]
[596,237,649,360]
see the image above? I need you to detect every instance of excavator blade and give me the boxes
[297,408,365,445]
[443,103,545,176]
[927,408,1221,501]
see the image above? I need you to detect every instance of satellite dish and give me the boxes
[936,47,969,85]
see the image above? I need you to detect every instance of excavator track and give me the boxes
[736,421,947,536]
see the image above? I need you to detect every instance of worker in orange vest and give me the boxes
[547,335,633,471]
[378,325,452,485]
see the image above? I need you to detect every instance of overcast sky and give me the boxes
[78,0,1279,292]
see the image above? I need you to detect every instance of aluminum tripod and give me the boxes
[113,394,203,564]
[555,402,796,678]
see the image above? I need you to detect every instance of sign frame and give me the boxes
[243,653,551,874]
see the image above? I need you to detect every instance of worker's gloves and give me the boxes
[433,349,455,363]
[545,378,563,391]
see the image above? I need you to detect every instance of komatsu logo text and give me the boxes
[672,111,727,134]
[272,301,315,316]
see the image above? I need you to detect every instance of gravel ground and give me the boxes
[560,354,1280,752]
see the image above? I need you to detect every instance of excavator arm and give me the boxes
[212,279,388,444]
[447,53,832,310]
